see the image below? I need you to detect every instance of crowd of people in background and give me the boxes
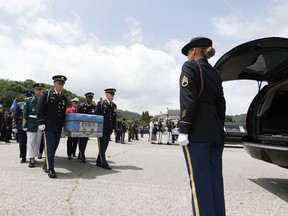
[113,117,179,145]
[149,117,179,145]
[0,106,13,143]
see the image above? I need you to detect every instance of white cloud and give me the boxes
[211,1,288,40]
[0,23,11,35]
[123,17,143,44]
[0,0,46,14]
[222,81,260,115]
[17,14,86,44]
[0,32,180,115]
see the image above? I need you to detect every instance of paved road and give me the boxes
[0,135,287,216]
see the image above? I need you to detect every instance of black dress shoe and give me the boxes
[68,156,72,160]
[29,161,35,168]
[102,164,112,170]
[32,158,37,165]
[73,154,76,157]
[48,169,57,178]
[81,159,86,163]
[20,158,26,163]
[95,161,102,167]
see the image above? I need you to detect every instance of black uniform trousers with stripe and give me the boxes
[44,131,61,170]
[182,142,225,216]
[96,133,110,165]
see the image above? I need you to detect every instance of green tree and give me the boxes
[225,115,234,122]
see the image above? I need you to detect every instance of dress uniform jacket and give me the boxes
[179,59,226,144]
[37,90,67,132]
[78,103,95,114]
[23,96,39,132]
[95,99,117,135]
[13,101,26,130]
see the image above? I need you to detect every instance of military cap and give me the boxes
[52,75,67,84]
[33,83,44,88]
[22,90,33,97]
[71,97,79,102]
[0,104,3,109]
[85,92,94,97]
[181,37,212,56]
[104,88,116,94]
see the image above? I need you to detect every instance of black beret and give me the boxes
[85,92,94,97]
[104,88,116,94]
[52,75,67,84]
[33,83,44,88]
[181,37,212,56]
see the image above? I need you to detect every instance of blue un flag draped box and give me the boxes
[64,113,103,137]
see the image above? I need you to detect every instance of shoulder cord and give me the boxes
[196,61,204,98]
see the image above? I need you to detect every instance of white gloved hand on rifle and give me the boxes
[38,124,46,131]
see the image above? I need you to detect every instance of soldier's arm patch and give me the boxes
[181,75,188,87]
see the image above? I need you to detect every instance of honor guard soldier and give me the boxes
[95,88,117,170]
[66,97,79,159]
[23,83,44,168]
[178,37,226,216]
[78,92,96,163]
[37,75,68,178]
[13,91,32,163]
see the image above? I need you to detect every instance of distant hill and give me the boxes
[117,109,141,121]
[231,113,246,123]
[0,79,84,109]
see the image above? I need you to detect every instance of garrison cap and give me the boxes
[22,90,33,97]
[71,97,79,102]
[85,92,94,98]
[181,37,212,56]
[52,75,67,84]
[104,88,116,94]
[33,83,44,88]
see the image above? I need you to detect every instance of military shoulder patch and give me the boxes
[181,75,188,87]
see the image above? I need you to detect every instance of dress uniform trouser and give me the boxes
[44,131,61,170]
[26,129,42,158]
[79,138,88,159]
[182,142,225,216]
[18,129,27,159]
[121,132,125,144]
[97,133,110,165]
[39,135,44,156]
[67,137,78,157]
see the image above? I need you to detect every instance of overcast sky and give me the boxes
[0,0,287,115]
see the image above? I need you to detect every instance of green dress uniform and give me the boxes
[23,96,39,132]
[23,94,43,168]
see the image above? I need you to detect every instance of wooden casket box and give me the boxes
[63,113,103,137]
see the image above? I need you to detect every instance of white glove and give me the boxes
[12,128,18,133]
[38,124,46,131]
[177,133,189,146]
[22,128,27,132]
